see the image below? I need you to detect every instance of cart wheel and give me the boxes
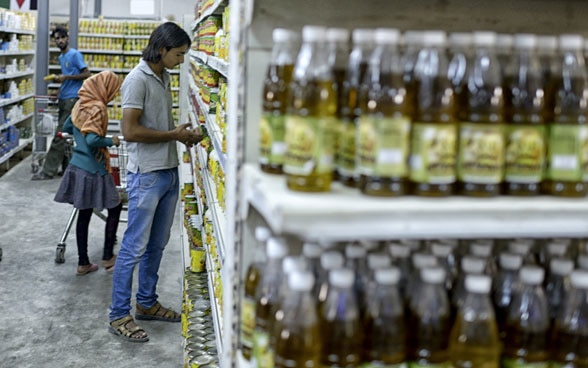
[31,163,39,173]
[55,244,66,264]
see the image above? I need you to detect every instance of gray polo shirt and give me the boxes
[121,59,178,173]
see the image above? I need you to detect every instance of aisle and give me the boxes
[0,157,185,367]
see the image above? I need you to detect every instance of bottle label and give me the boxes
[504,125,546,183]
[408,362,450,368]
[252,329,274,368]
[547,124,588,181]
[259,113,286,165]
[337,120,357,177]
[502,358,549,368]
[409,122,457,184]
[361,362,408,368]
[284,115,337,175]
[457,122,505,184]
[358,115,411,177]
[239,297,256,350]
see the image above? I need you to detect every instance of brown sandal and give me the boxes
[135,301,181,322]
[108,315,149,343]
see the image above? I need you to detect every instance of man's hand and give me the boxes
[54,74,65,83]
[112,135,120,147]
[175,123,203,147]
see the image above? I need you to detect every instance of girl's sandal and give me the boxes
[108,315,149,343]
[101,255,116,273]
[135,301,181,322]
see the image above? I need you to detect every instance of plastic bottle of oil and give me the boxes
[319,268,363,367]
[544,34,588,197]
[337,28,375,188]
[407,267,452,367]
[545,257,574,322]
[357,28,412,196]
[260,28,298,174]
[536,35,558,124]
[274,270,321,368]
[502,266,550,368]
[449,274,501,368]
[410,31,458,196]
[315,250,344,306]
[240,226,271,361]
[284,25,338,192]
[451,256,487,317]
[492,252,523,341]
[496,34,514,78]
[550,269,588,368]
[326,28,350,121]
[458,31,505,197]
[362,267,407,367]
[503,34,547,196]
[252,237,288,368]
[448,32,473,123]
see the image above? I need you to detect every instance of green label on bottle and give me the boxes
[409,122,457,184]
[457,122,505,184]
[502,358,549,368]
[239,298,256,350]
[547,124,588,181]
[259,113,286,165]
[252,329,274,368]
[408,362,450,368]
[337,120,357,177]
[505,125,546,183]
[358,115,411,177]
[361,362,408,368]
[284,115,337,175]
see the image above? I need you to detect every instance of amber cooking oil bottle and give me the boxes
[259,28,298,174]
[284,25,338,192]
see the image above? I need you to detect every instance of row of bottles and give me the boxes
[240,230,588,367]
[259,26,588,197]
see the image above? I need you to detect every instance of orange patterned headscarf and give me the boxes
[71,71,122,172]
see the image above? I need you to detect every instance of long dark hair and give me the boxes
[142,22,191,63]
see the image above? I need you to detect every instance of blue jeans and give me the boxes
[109,168,179,322]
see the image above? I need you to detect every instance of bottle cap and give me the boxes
[302,25,327,42]
[470,243,492,258]
[449,32,473,48]
[570,269,588,289]
[283,255,307,275]
[513,33,537,49]
[412,253,438,269]
[289,270,315,291]
[254,226,271,242]
[329,268,355,288]
[367,253,392,270]
[508,241,533,255]
[272,28,298,43]
[461,256,486,274]
[403,30,425,47]
[473,31,497,47]
[360,240,380,252]
[326,28,349,42]
[547,242,568,257]
[549,258,574,276]
[499,252,523,270]
[520,266,545,285]
[374,267,401,285]
[465,274,492,293]
[432,243,453,257]
[345,244,367,259]
[266,237,288,259]
[496,33,514,49]
[559,34,584,51]
[577,254,588,270]
[421,30,447,47]
[421,267,446,284]
[352,28,374,44]
[388,243,411,258]
[303,242,322,258]
[537,35,557,52]
[320,251,344,270]
[374,28,400,45]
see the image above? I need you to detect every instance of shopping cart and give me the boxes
[55,138,129,264]
[31,96,59,173]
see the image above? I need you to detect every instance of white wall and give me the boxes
[49,0,194,22]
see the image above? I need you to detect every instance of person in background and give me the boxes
[32,26,91,180]
[54,71,123,276]
[108,22,201,343]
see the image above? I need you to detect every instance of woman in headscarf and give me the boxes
[54,70,123,276]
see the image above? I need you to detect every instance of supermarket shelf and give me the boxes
[244,163,588,241]
[0,93,33,108]
[204,251,224,361]
[79,32,125,38]
[0,70,34,80]
[0,137,33,165]
[0,50,34,56]
[0,27,34,35]
[193,0,227,26]
[0,112,33,131]
[190,85,227,171]
[190,50,228,78]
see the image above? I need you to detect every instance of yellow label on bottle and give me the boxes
[410,122,457,184]
[252,329,274,368]
[284,115,337,175]
[458,122,505,184]
[259,113,286,165]
[358,115,411,177]
[547,124,588,181]
[239,298,256,350]
[337,121,357,177]
[505,125,546,183]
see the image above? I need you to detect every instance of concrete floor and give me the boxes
[0,156,185,367]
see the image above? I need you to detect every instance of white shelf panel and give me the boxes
[0,27,34,35]
[0,137,33,165]
[79,32,125,38]
[0,93,33,108]
[0,50,34,56]
[191,50,228,78]
[0,70,34,80]
[0,112,33,131]
[244,163,588,241]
